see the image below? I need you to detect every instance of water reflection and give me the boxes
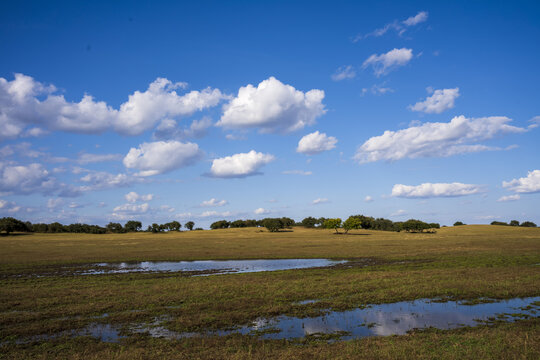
[240,297,540,340]
[84,259,346,275]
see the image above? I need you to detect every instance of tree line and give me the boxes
[0,217,199,235]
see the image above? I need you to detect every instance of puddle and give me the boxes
[233,297,540,340]
[4,297,538,345]
[81,259,346,276]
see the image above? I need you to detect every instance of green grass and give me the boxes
[1,225,539,358]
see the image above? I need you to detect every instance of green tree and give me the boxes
[124,220,142,232]
[210,220,230,229]
[0,217,30,235]
[343,217,362,234]
[185,221,195,230]
[453,221,465,226]
[509,220,520,226]
[301,217,318,228]
[106,222,124,233]
[262,218,283,232]
[168,221,181,231]
[324,218,342,233]
[520,221,536,227]
[401,219,431,233]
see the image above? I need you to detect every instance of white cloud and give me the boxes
[497,194,520,202]
[123,140,202,176]
[355,115,527,163]
[0,199,22,214]
[392,182,483,198]
[254,207,270,215]
[312,198,329,205]
[409,88,460,114]
[47,198,64,210]
[354,11,428,41]
[200,198,228,207]
[528,116,540,129]
[77,153,122,164]
[364,195,374,202]
[209,150,275,178]
[331,65,356,81]
[200,210,233,218]
[79,171,138,191]
[297,131,338,155]
[154,116,213,140]
[361,84,394,96]
[502,170,540,193]
[282,170,313,176]
[0,74,227,140]
[112,203,150,219]
[0,162,57,195]
[403,11,429,26]
[391,209,407,216]
[125,191,153,203]
[217,77,326,133]
[362,48,413,76]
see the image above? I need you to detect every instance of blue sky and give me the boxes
[1,0,539,228]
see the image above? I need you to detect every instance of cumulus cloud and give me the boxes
[282,170,312,176]
[125,191,153,203]
[297,131,338,155]
[392,182,483,198]
[331,65,356,81]
[78,170,138,191]
[502,170,540,193]
[153,116,213,140]
[497,194,520,202]
[0,73,227,140]
[254,207,270,215]
[354,11,428,41]
[391,209,407,216]
[0,199,22,214]
[312,198,329,205]
[409,88,460,114]
[0,162,57,195]
[112,203,150,219]
[77,152,122,164]
[217,77,326,133]
[528,116,540,129]
[200,198,228,207]
[354,115,527,163]
[209,150,275,178]
[364,195,374,202]
[200,210,233,218]
[362,48,413,76]
[47,198,64,210]
[123,140,202,176]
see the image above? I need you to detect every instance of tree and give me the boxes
[106,222,124,233]
[301,217,318,228]
[0,217,29,235]
[342,217,362,234]
[280,217,295,228]
[491,221,508,226]
[520,221,537,227]
[262,218,283,232]
[185,221,195,231]
[230,220,247,228]
[168,221,181,231]
[124,220,142,232]
[509,220,520,226]
[324,218,342,233]
[151,223,161,233]
[210,220,230,229]
[401,219,431,233]
[453,221,465,226]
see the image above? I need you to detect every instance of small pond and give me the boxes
[83,259,347,276]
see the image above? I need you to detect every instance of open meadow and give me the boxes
[1,225,539,359]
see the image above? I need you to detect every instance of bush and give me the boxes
[490,221,508,226]
[520,221,537,227]
[453,221,465,226]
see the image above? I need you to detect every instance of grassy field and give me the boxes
[1,225,539,359]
